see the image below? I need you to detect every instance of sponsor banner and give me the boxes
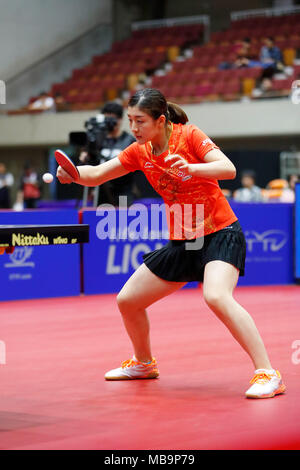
[83,202,294,293]
[0,210,81,301]
[230,202,294,286]
[82,209,198,295]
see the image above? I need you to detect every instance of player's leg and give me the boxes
[117,263,186,363]
[202,260,272,370]
[105,264,186,380]
[202,260,286,397]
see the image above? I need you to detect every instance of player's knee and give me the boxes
[116,292,134,314]
[203,289,227,310]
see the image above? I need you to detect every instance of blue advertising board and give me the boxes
[82,201,294,294]
[0,210,81,301]
[295,183,300,281]
[82,207,198,295]
[231,202,294,286]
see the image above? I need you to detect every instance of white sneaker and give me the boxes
[245,369,286,398]
[105,356,159,381]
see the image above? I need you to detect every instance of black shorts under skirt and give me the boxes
[142,221,246,283]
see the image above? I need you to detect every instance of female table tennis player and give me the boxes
[57,88,285,398]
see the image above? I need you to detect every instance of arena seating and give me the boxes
[42,24,204,111]
[150,12,300,104]
[25,12,300,111]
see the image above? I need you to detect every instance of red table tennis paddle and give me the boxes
[55,149,80,181]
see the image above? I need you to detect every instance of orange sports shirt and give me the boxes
[118,123,237,239]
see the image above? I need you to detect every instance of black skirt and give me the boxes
[142,221,246,282]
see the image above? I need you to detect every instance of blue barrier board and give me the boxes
[295,183,300,281]
[231,202,294,286]
[0,210,81,301]
[82,208,198,295]
[82,202,294,294]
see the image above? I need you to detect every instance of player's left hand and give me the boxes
[164,154,193,174]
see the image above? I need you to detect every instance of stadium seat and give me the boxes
[221,81,241,100]
[293,64,300,79]
[267,179,289,190]
[167,46,180,62]
[262,179,289,200]
[242,78,256,96]
[272,78,293,92]
[283,48,296,66]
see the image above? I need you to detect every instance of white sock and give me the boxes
[255,368,275,374]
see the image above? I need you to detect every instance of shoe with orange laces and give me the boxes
[245,369,286,398]
[104,356,159,381]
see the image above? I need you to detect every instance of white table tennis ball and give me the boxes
[42,173,54,183]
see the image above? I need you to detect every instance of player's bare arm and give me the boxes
[57,157,129,186]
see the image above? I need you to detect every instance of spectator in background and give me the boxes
[220,37,263,70]
[235,37,251,57]
[54,92,70,112]
[280,174,299,202]
[19,163,42,209]
[233,170,263,202]
[0,163,14,208]
[251,77,276,99]
[80,101,136,206]
[259,37,284,77]
[78,147,90,165]
[233,56,259,68]
[27,91,56,113]
[220,188,232,200]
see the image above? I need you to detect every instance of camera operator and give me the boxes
[79,101,136,206]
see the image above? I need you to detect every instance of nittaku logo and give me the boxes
[12,232,49,246]
[245,230,287,252]
[0,80,5,104]
[4,247,35,268]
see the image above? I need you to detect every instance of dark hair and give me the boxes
[128,88,188,124]
[101,101,124,119]
[24,162,33,170]
[241,169,256,180]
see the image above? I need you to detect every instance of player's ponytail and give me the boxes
[167,102,188,124]
[128,88,189,125]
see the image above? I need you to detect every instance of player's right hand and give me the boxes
[56,165,75,184]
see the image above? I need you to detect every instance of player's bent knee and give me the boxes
[116,292,135,314]
[203,290,227,310]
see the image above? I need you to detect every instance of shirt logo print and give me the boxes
[202,138,213,146]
